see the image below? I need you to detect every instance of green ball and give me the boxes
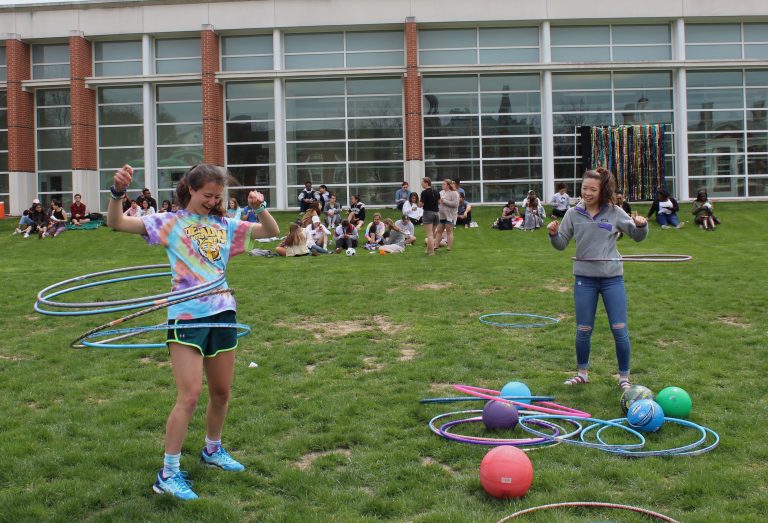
[656,386,692,418]
[620,385,655,414]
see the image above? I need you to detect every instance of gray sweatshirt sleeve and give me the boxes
[549,208,574,250]
[615,207,648,242]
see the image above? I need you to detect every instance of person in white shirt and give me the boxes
[304,215,330,254]
[403,192,423,225]
[550,183,570,219]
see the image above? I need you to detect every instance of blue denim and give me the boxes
[656,213,679,227]
[573,275,631,373]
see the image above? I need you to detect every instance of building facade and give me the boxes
[0,0,766,214]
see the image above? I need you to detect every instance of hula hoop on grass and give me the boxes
[452,384,591,418]
[35,264,226,316]
[517,414,645,450]
[418,395,554,404]
[479,312,560,328]
[583,417,720,457]
[572,254,692,263]
[496,502,681,523]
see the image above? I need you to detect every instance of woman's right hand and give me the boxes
[547,220,560,235]
[114,164,133,192]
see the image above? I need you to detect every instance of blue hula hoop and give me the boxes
[582,417,719,457]
[479,312,560,328]
[79,322,252,349]
[518,414,646,451]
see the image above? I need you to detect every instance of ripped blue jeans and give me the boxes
[573,275,630,373]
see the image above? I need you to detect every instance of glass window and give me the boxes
[221,35,273,72]
[156,83,202,199]
[94,41,142,77]
[0,47,6,82]
[36,88,72,206]
[686,24,741,44]
[285,77,403,206]
[155,38,201,74]
[479,27,538,48]
[419,27,539,66]
[31,43,70,80]
[346,31,403,51]
[419,29,476,49]
[612,25,670,45]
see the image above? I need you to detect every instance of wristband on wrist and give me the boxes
[253,201,268,215]
[109,185,126,200]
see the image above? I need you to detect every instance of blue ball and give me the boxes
[500,381,532,405]
[627,399,665,433]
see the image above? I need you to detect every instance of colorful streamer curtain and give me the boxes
[579,124,666,201]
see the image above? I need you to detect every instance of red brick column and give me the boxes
[201,26,224,166]
[70,33,97,171]
[404,17,423,161]
[6,37,35,174]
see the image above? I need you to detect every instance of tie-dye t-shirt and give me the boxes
[141,210,254,320]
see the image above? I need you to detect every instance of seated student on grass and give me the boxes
[14,210,34,237]
[455,193,472,228]
[139,199,156,217]
[241,191,265,223]
[226,197,241,219]
[276,223,310,257]
[70,193,91,226]
[647,188,683,229]
[364,213,385,250]
[692,189,720,231]
[615,191,632,215]
[124,199,141,217]
[107,163,279,501]
[334,219,358,253]
[305,215,331,254]
[44,200,68,238]
[298,181,319,213]
[379,217,408,253]
[523,191,545,231]
[404,192,423,225]
[323,193,342,229]
[396,213,415,245]
[159,199,172,213]
[498,200,521,230]
[550,183,570,219]
[394,181,412,211]
[348,194,366,229]
[29,201,49,238]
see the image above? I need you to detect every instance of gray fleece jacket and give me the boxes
[549,202,648,278]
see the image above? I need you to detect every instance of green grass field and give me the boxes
[1,203,766,522]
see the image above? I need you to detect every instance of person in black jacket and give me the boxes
[28,202,50,238]
[647,188,683,229]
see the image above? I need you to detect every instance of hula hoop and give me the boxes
[583,417,720,457]
[418,395,554,404]
[496,502,681,523]
[80,322,252,349]
[572,254,692,263]
[35,264,226,316]
[518,414,646,450]
[479,312,560,328]
[453,385,591,418]
[428,410,581,450]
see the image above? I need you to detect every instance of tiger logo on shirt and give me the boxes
[183,224,227,263]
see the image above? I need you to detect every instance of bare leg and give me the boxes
[445,224,454,250]
[424,223,435,255]
[203,350,236,441]
[165,344,204,454]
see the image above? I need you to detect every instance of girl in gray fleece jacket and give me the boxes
[548,167,648,390]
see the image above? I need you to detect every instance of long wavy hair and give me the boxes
[175,164,230,217]
[583,166,616,207]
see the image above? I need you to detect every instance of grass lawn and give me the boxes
[1,202,766,522]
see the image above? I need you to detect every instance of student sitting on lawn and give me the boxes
[70,194,91,226]
[276,223,310,257]
[305,215,331,254]
[379,217,407,254]
[334,219,358,253]
[364,213,385,250]
[14,210,34,237]
[404,192,423,225]
[324,193,342,229]
[497,200,521,230]
[44,200,68,238]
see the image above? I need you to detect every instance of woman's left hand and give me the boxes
[633,215,647,227]
[252,191,265,207]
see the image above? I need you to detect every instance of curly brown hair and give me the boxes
[583,166,616,207]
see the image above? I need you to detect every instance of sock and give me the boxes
[205,435,221,455]
[162,452,181,479]
[618,372,631,385]
[577,370,588,380]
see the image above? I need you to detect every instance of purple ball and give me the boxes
[482,400,519,430]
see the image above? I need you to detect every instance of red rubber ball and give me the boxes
[479,446,534,499]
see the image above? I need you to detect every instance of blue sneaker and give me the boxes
[200,447,245,472]
[152,470,198,500]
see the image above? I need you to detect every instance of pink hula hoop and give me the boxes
[452,385,591,418]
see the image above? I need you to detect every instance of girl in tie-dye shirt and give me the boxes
[108,164,279,500]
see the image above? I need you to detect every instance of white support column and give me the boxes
[9,172,36,215]
[540,22,555,203]
[142,34,157,198]
[72,170,100,213]
[673,18,689,200]
[273,28,287,210]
